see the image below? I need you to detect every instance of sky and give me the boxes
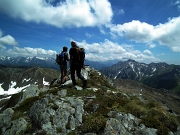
[0,0,180,65]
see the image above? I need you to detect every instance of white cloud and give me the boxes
[149,43,156,48]
[0,37,160,63]
[108,17,180,52]
[1,46,56,58]
[143,49,152,55]
[99,27,106,35]
[109,20,154,43]
[0,35,18,46]
[0,30,18,46]
[0,0,113,28]
[75,39,159,63]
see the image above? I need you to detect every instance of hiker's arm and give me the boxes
[69,49,72,69]
[66,53,70,61]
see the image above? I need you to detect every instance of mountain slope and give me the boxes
[112,78,180,114]
[0,66,60,95]
[100,59,180,92]
[0,66,180,135]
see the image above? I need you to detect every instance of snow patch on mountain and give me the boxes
[22,78,31,83]
[152,67,156,73]
[43,78,49,85]
[129,62,134,71]
[0,77,49,96]
[114,71,121,79]
[0,81,30,95]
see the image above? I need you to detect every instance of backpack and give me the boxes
[56,52,66,65]
[76,47,85,66]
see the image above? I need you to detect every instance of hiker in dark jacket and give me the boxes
[60,46,69,84]
[69,41,87,88]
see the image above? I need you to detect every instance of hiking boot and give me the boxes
[83,80,87,88]
[73,82,76,86]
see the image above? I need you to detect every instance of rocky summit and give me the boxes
[0,66,180,135]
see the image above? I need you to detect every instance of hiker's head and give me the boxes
[63,46,68,52]
[71,41,77,47]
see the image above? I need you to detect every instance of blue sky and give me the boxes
[0,0,180,65]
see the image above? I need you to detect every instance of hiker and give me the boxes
[59,46,69,84]
[69,41,87,88]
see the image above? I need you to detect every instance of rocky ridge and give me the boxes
[0,66,180,135]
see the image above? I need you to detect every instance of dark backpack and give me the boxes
[56,52,66,65]
[76,47,85,66]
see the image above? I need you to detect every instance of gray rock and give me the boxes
[4,118,28,135]
[28,94,84,134]
[58,89,67,97]
[0,108,14,134]
[104,111,157,135]
[16,85,40,107]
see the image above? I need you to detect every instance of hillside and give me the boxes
[0,66,180,135]
[0,66,60,94]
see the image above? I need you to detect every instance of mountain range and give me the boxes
[0,56,116,70]
[1,56,180,93]
[100,59,180,93]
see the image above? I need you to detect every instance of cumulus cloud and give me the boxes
[75,39,159,63]
[108,17,180,52]
[0,0,113,28]
[0,35,18,46]
[0,30,18,46]
[143,49,152,55]
[1,46,56,58]
[109,20,154,42]
[0,29,56,57]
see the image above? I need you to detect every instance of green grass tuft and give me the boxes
[80,114,106,133]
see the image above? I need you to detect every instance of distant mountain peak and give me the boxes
[100,59,180,91]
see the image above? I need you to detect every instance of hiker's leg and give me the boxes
[60,65,64,84]
[76,66,87,88]
[64,64,67,77]
[62,65,67,83]
[70,65,76,85]
[76,65,85,81]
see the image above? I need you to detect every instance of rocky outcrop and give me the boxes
[104,111,157,135]
[1,85,178,135]
[29,89,84,135]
